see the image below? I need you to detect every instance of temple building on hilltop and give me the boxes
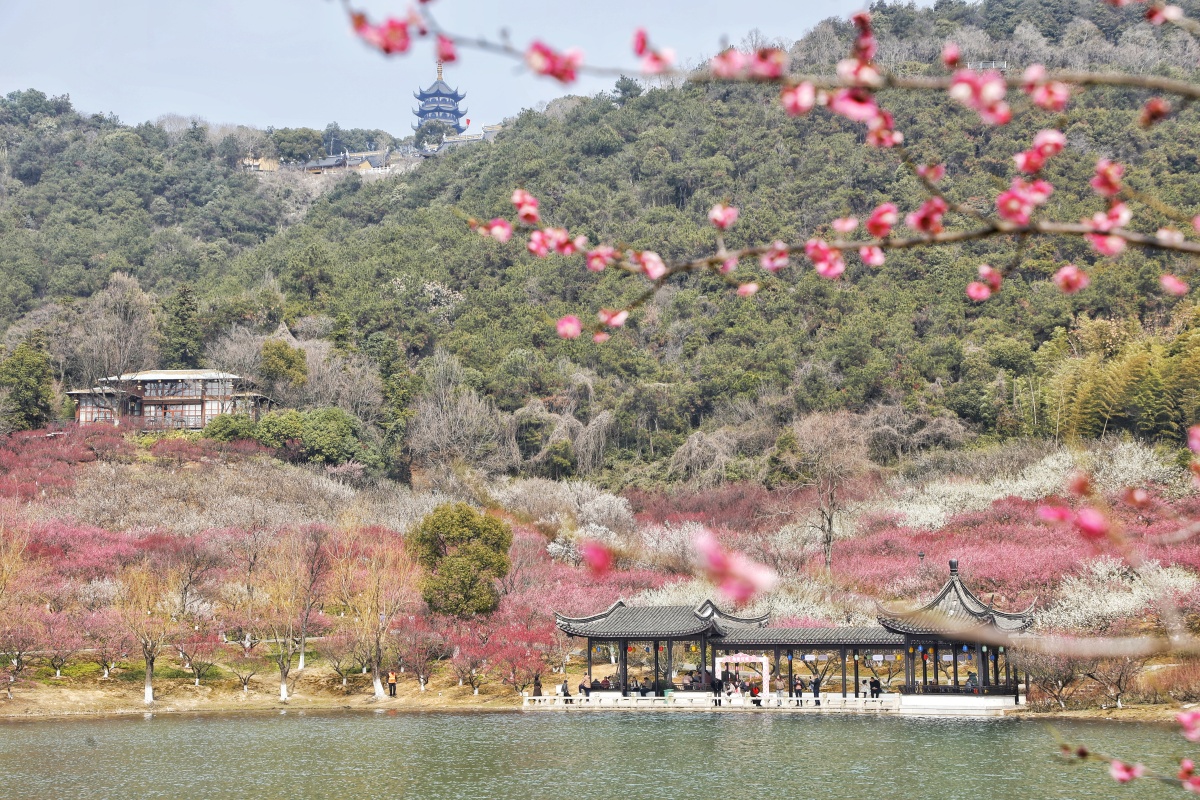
[413,61,467,134]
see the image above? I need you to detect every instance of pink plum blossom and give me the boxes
[1038,505,1074,523]
[949,69,1010,124]
[941,42,961,68]
[760,241,790,272]
[586,246,617,272]
[1022,65,1070,112]
[1075,508,1110,541]
[525,41,583,84]
[632,28,648,57]
[580,540,614,575]
[859,245,885,266]
[865,111,903,147]
[906,197,949,234]
[1053,264,1090,293]
[1147,4,1184,24]
[708,203,740,230]
[598,308,629,327]
[1140,97,1171,127]
[1161,274,1189,296]
[641,48,675,75]
[1014,150,1044,173]
[436,35,457,63]
[1091,159,1124,197]
[749,48,789,79]
[806,238,845,278]
[1188,425,1200,454]
[636,251,667,280]
[966,282,992,302]
[1086,232,1125,257]
[1109,761,1145,784]
[866,203,898,237]
[477,218,512,242]
[827,88,879,122]
[592,332,610,343]
[720,257,738,274]
[527,229,550,257]
[737,282,759,297]
[916,164,946,182]
[352,14,413,55]
[693,529,778,605]
[556,315,582,339]
[711,48,748,79]
[781,82,816,115]
[1034,129,1066,157]
[979,264,1003,292]
[832,217,859,234]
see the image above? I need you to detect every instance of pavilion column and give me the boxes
[620,639,628,696]
[840,646,847,698]
[653,640,660,695]
[953,645,960,690]
[931,643,938,687]
[853,648,859,697]
[666,641,674,689]
[700,636,707,688]
[981,646,989,688]
[921,646,928,689]
[788,650,794,698]
[587,639,593,680]
[993,647,1001,688]
[774,647,780,697]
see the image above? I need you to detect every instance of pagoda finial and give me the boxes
[437,60,443,81]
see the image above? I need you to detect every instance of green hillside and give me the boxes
[3,0,1200,484]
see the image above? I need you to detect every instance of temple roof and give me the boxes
[556,600,768,640]
[876,559,1035,637]
[414,79,465,102]
[719,626,903,648]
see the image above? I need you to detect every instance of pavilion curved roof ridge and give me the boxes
[694,599,769,627]
[554,599,626,626]
[876,559,1034,635]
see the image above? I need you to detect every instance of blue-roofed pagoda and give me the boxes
[413,61,467,134]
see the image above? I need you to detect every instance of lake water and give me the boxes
[0,710,1189,799]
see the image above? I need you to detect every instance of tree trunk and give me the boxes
[371,658,385,699]
[143,652,155,704]
[278,660,290,702]
[55,668,61,678]
[102,665,110,679]
[342,677,348,687]
[195,677,200,686]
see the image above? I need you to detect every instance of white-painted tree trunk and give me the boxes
[102,666,110,679]
[243,684,248,693]
[474,688,479,695]
[55,668,61,677]
[372,675,385,698]
[194,677,200,686]
[297,652,306,671]
[144,670,154,704]
[342,677,347,687]
[280,680,289,702]
[419,679,426,692]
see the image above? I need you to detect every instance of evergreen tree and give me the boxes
[410,503,512,617]
[0,338,55,431]
[160,285,202,369]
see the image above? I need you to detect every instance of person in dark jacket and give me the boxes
[812,676,821,706]
[532,676,542,697]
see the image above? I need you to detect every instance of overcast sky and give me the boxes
[0,0,880,137]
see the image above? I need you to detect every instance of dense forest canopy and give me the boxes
[2,0,1200,486]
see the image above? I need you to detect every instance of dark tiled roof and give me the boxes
[877,560,1034,637]
[556,600,767,639]
[720,626,904,648]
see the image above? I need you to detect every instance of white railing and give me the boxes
[522,691,902,711]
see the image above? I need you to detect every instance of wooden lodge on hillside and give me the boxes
[67,370,270,431]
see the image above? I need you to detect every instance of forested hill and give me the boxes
[3,0,1200,486]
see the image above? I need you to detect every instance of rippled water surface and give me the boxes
[0,710,1187,799]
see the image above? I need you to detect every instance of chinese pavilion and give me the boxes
[555,560,1032,701]
[413,62,467,134]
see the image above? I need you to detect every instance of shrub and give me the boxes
[254,410,305,449]
[300,407,362,465]
[202,414,257,442]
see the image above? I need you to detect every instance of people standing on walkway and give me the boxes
[532,676,542,697]
[561,679,571,703]
[812,676,821,706]
[387,669,398,697]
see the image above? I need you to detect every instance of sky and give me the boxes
[0,0,876,137]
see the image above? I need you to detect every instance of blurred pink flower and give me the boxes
[556,315,583,339]
[1161,274,1190,296]
[1109,761,1144,784]
[1053,264,1090,293]
[693,529,778,605]
[580,540,614,575]
[708,203,740,230]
